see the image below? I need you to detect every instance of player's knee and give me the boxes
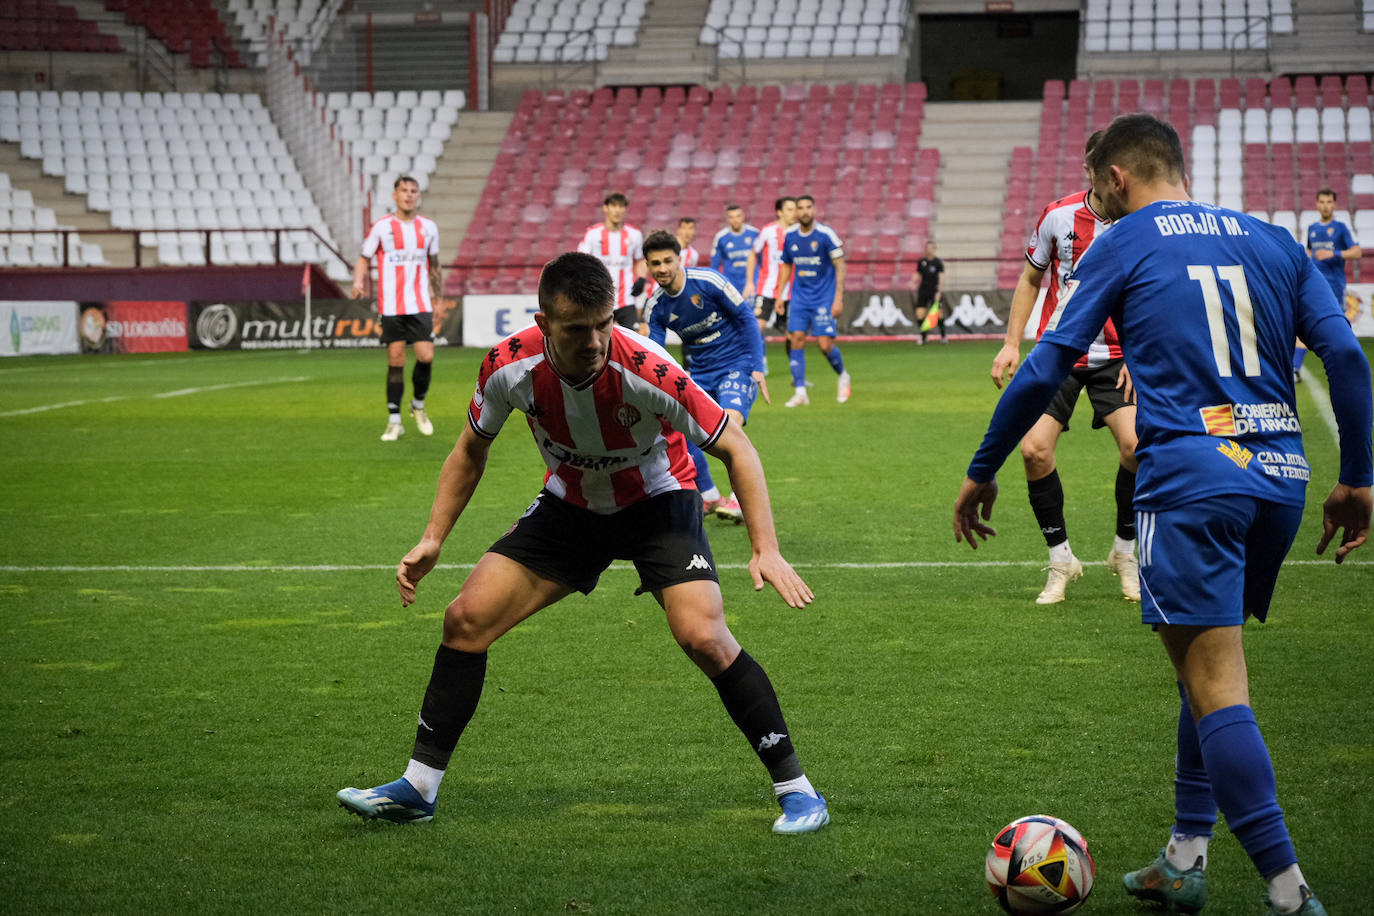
[1020,439,1055,476]
[674,628,736,675]
[441,597,495,652]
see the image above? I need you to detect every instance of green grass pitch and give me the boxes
[1,340,1371,914]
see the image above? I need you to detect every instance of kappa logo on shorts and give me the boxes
[686,554,712,571]
[614,403,642,427]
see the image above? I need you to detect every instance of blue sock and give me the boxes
[687,441,714,493]
[825,345,844,374]
[1197,704,1296,877]
[789,348,806,388]
[1292,347,1307,372]
[1174,682,1218,838]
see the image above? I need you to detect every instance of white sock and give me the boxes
[795,386,807,396]
[1113,535,1136,555]
[1266,864,1308,914]
[389,412,402,425]
[403,759,445,804]
[701,486,721,502]
[773,773,818,799]
[1165,832,1209,870]
[1049,541,1075,564]
[411,398,425,410]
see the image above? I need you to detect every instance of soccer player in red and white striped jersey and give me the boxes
[742,196,796,371]
[676,216,701,267]
[336,252,830,836]
[353,176,442,442]
[990,131,1139,606]
[576,191,646,329]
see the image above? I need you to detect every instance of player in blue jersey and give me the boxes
[954,114,1372,916]
[1294,189,1362,379]
[774,195,850,406]
[710,203,759,294]
[643,229,769,523]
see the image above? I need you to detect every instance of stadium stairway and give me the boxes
[920,101,1040,290]
[424,110,514,290]
[1271,0,1374,74]
[598,0,714,86]
[0,142,130,265]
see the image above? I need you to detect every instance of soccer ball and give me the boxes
[985,815,1095,914]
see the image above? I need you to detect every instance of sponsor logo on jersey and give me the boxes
[1216,439,1253,470]
[614,403,642,427]
[1199,403,1236,436]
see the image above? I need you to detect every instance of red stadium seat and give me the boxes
[1293,76,1317,108]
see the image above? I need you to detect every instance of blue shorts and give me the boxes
[787,301,838,337]
[1136,495,1302,627]
[696,368,758,421]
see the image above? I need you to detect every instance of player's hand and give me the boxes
[350,280,366,299]
[1115,362,1135,404]
[742,281,755,299]
[397,537,442,606]
[831,297,843,317]
[776,299,787,318]
[991,343,1021,389]
[750,549,814,609]
[1313,249,1334,261]
[753,370,770,405]
[1316,483,1372,564]
[953,476,999,549]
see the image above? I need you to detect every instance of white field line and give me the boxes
[0,558,1359,573]
[0,350,297,376]
[1298,365,1341,446]
[0,376,309,416]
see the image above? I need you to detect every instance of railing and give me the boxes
[1229,16,1272,74]
[137,30,176,92]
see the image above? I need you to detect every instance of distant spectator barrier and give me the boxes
[2,300,78,356]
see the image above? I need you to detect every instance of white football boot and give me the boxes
[380,422,404,442]
[1106,547,1141,601]
[1036,555,1083,604]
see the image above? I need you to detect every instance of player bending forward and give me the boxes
[338,252,830,835]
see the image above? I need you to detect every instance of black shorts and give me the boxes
[914,288,938,310]
[754,295,776,321]
[1044,358,1132,430]
[487,488,718,596]
[380,314,434,344]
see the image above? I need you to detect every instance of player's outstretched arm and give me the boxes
[705,420,814,608]
[953,476,999,549]
[1317,483,1372,564]
[397,424,493,606]
[992,262,1046,388]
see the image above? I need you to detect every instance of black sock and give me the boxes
[711,650,802,783]
[1027,469,1069,547]
[411,645,487,770]
[386,365,404,416]
[411,360,432,406]
[1116,465,1137,540]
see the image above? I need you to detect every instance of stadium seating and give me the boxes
[1081,0,1290,53]
[0,172,109,267]
[103,0,244,67]
[1,90,336,269]
[224,0,342,68]
[0,0,123,53]
[320,90,465,200]
[448,82,931,295]
[1000,77,1373,288]
[701,0,905,58]
[494,0,647,63]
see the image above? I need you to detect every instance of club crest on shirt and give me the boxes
[691,294,701,306]
[614,403,642,427]
[810,240,818,250]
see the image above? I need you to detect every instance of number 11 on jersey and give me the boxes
[1187,264,1260,378]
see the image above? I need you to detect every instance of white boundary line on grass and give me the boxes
[1298,365,1341,445]
[0,558,1358,573]
[0,376,310,416]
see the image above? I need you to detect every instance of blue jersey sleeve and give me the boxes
[718,278,765,373]
[967,342,1083,482]
[645,292,668,347]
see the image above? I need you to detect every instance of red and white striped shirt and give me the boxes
[468,324,728,514]
[577,223,645,309]
[1026,190,1119,368]
[752,220,793,298]
[682,245,701,267]
[361,214,440,316]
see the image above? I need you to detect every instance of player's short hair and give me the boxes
[1086,114,1185,186]
[1316,188,1337,200]
[775,196,796,212]
[538,252,615,317]
[394,175,419,189]
[642,229,681,257]
[725,203,742,212]
[1084,129,1105,157]
[677,216,696,226]
[603,192,628,207]
[797,194,815,205]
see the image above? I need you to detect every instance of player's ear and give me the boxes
[533,311,549,335]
